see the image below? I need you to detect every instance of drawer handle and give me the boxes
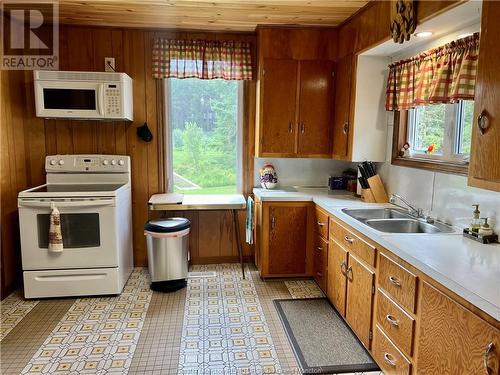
[316,246,323,251]
[383,352,397,367]
[317,221,325,227]
[340,261,347,276]
[386,314,399,327]
[344,236,354,244]
[388,275,401,287]
[484,342,494,375]
[346,266,353,281]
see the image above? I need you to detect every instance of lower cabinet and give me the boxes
[327,238,348,316]
[255,200,313,278]
[313,235,328,293]
[345,253,375,348]
[372,325,412,375]
[415,282,500,374]
[327,237,375,348]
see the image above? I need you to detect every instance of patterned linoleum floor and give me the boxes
[1,265,381,375]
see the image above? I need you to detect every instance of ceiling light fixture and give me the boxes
[414,31,433,38]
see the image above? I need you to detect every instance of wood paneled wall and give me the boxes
[0,25,256,298]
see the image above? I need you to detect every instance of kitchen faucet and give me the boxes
[389,193,435,223]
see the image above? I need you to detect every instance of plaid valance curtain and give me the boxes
[152,38,253,80]
[385,33,480,111]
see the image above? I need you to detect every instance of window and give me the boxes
[165,78,242,194]
[407,101,473,161]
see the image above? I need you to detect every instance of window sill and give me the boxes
[391,156,469,176]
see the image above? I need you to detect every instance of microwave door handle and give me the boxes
[18,199,115,208]
[97,85,104,116]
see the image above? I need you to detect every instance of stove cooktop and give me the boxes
[28,184,126,193]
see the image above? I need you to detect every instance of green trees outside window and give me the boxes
[169,79,239,194]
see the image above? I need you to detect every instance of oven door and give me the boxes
[34,80,105,119]
[18,198,118,270]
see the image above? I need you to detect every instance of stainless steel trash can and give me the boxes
[144,217,190,292]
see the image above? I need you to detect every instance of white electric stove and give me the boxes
[18,154,133,298]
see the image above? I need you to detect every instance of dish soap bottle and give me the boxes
[471,204,481,232]
[478,218,494,236]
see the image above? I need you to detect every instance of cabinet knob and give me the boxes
[317,221,325,227]
[477,110,489,135]
[343,122,349,135]
[271,216,276,229]
[388,275,401,287]
[383,352,397,367]
[346,266,353,281]
[288,121,293,133]
[340,261,347,276]
[484,342,494,375]
[386,314,399,327]
[316,246,323,251]
[343,236,354,244]
[301,122,305,134]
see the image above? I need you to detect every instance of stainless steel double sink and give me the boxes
[341,208,455,234]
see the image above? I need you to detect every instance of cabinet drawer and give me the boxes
[329,218,376,267]
[315,207,329,239]
[378,253,417,313]
[373,325,411,375]
[313,236,328,293]
[376,288,415,356]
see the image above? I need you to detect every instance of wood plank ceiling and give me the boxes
[57,0,369,31]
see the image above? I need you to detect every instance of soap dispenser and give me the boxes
[471,204,481,232]
[479,218,494,236]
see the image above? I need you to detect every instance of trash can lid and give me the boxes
[144,217,191,233]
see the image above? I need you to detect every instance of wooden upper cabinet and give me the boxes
[268,204,308,276]
[256,27,337,158]
[468,1,500,192]
[259,58,298,156]
[416,282,500,374]
[297,60,335,156]
[332,54,354,159]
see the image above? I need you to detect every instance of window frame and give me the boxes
[406,102,471,162]
[391,107,470,176]
[163,78,244,194]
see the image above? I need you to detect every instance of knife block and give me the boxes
[361,188,376,203]
[367,175,389,203]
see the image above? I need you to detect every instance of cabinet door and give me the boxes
[268,205,307,275]
[254,200,262,270]
[416,282,500,374]
[346,253,375,348]
[313,236,328,293]
[259,58,298,156]
[297,60,334,156]
[327,239,348,316]
[332,54,354,159]
[468,1,500,191]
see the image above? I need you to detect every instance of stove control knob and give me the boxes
[118,159,125,166]
[111,159,117,166]
[58,160,65,166]
[102,160,109,166]
[49,159,56,166]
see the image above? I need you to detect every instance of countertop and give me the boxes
[149,193,246,210]
[253,187,500,321]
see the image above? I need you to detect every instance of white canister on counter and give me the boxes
[259,163,278,189]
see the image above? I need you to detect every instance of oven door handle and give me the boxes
[18,199,115,208]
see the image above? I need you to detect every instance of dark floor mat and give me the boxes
[274,298,380,374]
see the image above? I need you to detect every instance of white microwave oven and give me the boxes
[34,70,133,121]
